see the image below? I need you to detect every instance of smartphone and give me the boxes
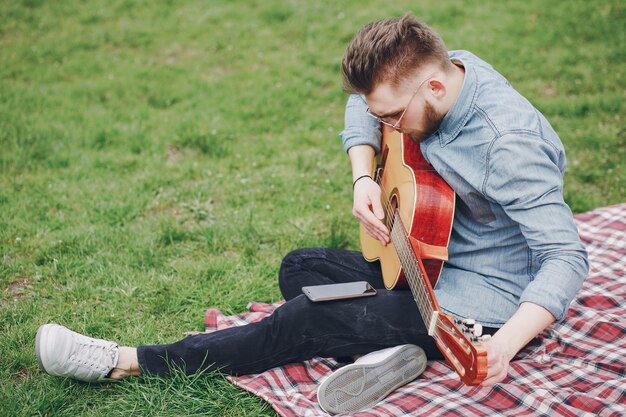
[302,281,377,302]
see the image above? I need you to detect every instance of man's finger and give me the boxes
[366,224,389,244]
[360,209,389,235]
[369,194,385,220]
[363,223,385,242]
[354,208,383,233]
[481,369,506,386]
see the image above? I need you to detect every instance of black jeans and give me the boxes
[137,248,498,376]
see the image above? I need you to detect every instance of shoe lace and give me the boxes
[73,337,117,372]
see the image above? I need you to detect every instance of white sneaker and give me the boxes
[35,323,119,382]
[317,344,427,414]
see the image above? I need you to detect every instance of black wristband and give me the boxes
[352,174,372,189]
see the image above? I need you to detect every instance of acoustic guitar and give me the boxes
[360,127,488,385]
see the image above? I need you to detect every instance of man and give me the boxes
[341,13,588,384]
[35,15,588,415]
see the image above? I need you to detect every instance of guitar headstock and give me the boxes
[431,311,488,385]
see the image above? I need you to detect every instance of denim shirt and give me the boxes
[340,50,589,327]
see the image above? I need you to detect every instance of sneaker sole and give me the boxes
[35,324,51,373]
[317,345,427,414]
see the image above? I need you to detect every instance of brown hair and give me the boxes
[342,14,452,95]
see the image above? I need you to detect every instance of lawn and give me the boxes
[1,0,624,415]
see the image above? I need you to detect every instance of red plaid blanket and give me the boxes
[205,204,626,416]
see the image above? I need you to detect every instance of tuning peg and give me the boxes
[473,323,483,337]
[480,334,492,342]
[462,318,475,326]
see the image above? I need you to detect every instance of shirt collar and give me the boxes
[435,57,478,146]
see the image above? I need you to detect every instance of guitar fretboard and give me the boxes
[389,210,437,328]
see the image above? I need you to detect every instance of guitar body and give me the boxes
[361,128,455,290]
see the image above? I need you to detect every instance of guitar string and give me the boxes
[385,204,482,372]
[375,179,435,297]
[372,181,434,324]
[364,181,480,378]
[374,177,482,352]
[389,213,483,360]
[373,180,437,325]
[391,211,435,325]
[375,180,436,324]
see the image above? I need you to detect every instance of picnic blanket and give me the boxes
[204,203,626,417]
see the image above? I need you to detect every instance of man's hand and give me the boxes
[348,145,390,245]
[479,302,555,386]
[353,177,390,245]
[480,337,514,386]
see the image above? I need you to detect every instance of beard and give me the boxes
[404,101,445,143]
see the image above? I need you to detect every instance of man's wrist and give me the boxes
[489,332,517,362]
[352,174,372,189]
[492,302,555,360]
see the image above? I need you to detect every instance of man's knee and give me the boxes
[278,248,325,295]
[278,249,302,290]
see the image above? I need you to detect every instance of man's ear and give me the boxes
[428,79,446,98]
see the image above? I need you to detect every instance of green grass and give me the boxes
[1,0,624,415]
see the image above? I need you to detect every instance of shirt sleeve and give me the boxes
[339,94,382,154]
[484,133,589,321]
